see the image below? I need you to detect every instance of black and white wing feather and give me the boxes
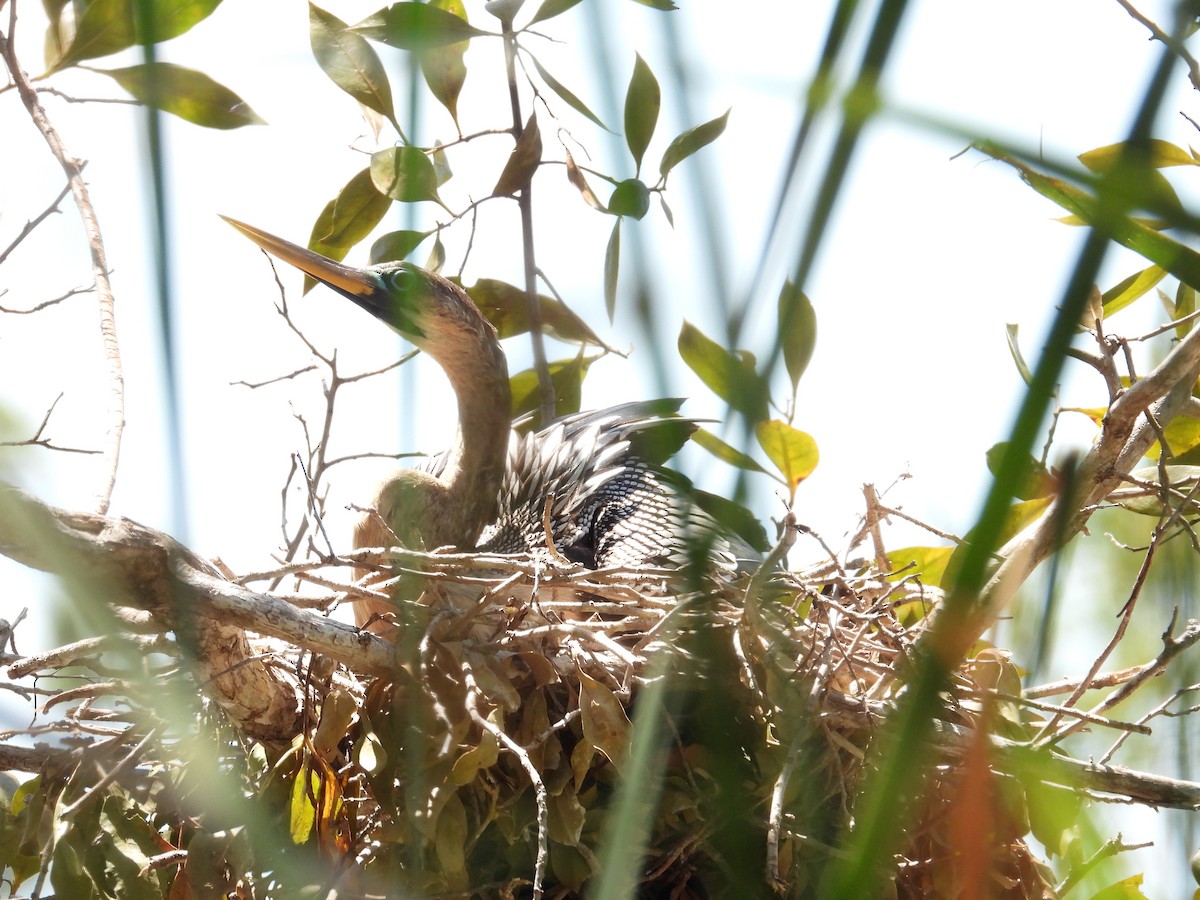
[476,401,736,572]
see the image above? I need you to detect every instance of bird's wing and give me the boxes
[477,401,744,574]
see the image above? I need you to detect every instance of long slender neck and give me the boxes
[426,329,512,547]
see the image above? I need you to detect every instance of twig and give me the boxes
[0,279,96,314]
[0,9,124,514]
[60,728,158,819]
[0,392,101,454]
[463,661,548,900]
[1113,0,1200,91]
[1025,664,1148,699]
[0,179,71,264]
[1055,833,1153,896]
[499,14,554,424]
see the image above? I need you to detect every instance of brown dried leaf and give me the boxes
[578,672,631,774]
[493,113,543,196]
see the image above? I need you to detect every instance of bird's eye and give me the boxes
[384,266,419,298]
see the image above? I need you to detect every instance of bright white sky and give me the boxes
[1,0,1195,890]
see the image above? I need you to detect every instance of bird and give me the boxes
[222,217,744,629]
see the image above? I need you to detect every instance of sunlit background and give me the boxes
[2,0,1196,892]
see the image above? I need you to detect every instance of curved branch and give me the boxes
[0,484,376,742]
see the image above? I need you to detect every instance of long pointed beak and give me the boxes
[220,216,379,301]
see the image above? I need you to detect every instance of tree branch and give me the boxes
[0,483,339,742]
[0,11,124,514]
[981,318,1200,624]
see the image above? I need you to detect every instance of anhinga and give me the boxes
[223,217,733,628]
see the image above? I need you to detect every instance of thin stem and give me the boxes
[0,6,124,515]
[501,18,554,424]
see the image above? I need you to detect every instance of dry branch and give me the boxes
[982,318,1200,629]
[0,13,124,514]
[0,483,316,741]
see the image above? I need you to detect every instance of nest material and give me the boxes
[306,553,1057,899]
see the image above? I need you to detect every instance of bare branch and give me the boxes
[1113,0,1200,91]
[0,483,306,740]
[981,318,1200,629]
[0,392,101,454]
[0,178,71,265]
[0,279,96,314]
[0,15,124,514]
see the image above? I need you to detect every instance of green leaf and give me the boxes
[1177,280,1196,339]
[352,2,488,51]
[629,0,677,8]
[527,0,583,25]
[289,763,318,844]
[492,113,542,196]
[777,280,816,391]
[529,55,608,130]
[44,0,73,70]
[369,229,431,264]
[146,0,223,41]
[885,546,954,586]
[310,167,391,252]
[755,419,819,489]
[678,321,768,420]
[604,219,620,322]
[1101,264,1166,318]
[425,232,446,272]
[1075,142,1183,214]
[693,428,767,473]
[623,53,660,174]
[659,108,729,180]
[607,178,650,219]
[1079,138,1200,170]
[48,0,223,70]
[304,166,391,292]
[509,356,598,425]
[982,147,1200,290]
[97,62,263,129]
[1090,874,1149,900]
[419,0,469,128]
[310,3,399,133]
[1147,416,1200,462]
[434,791,469,876]
[464,278,603,344]
[691,488,770,553]
[943,497,1052,590]
[49,0,134,70]
[985,443,1055,501]
[370,145,442,203]
[50,838,94,898]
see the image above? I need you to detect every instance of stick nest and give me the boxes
[302,550,1057,899]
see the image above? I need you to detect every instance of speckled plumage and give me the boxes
[418,400,736,573]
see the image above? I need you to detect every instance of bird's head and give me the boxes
[221,216,480,350]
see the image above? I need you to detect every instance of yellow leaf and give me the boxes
[755,419,819,489]
[289,761,318,844]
